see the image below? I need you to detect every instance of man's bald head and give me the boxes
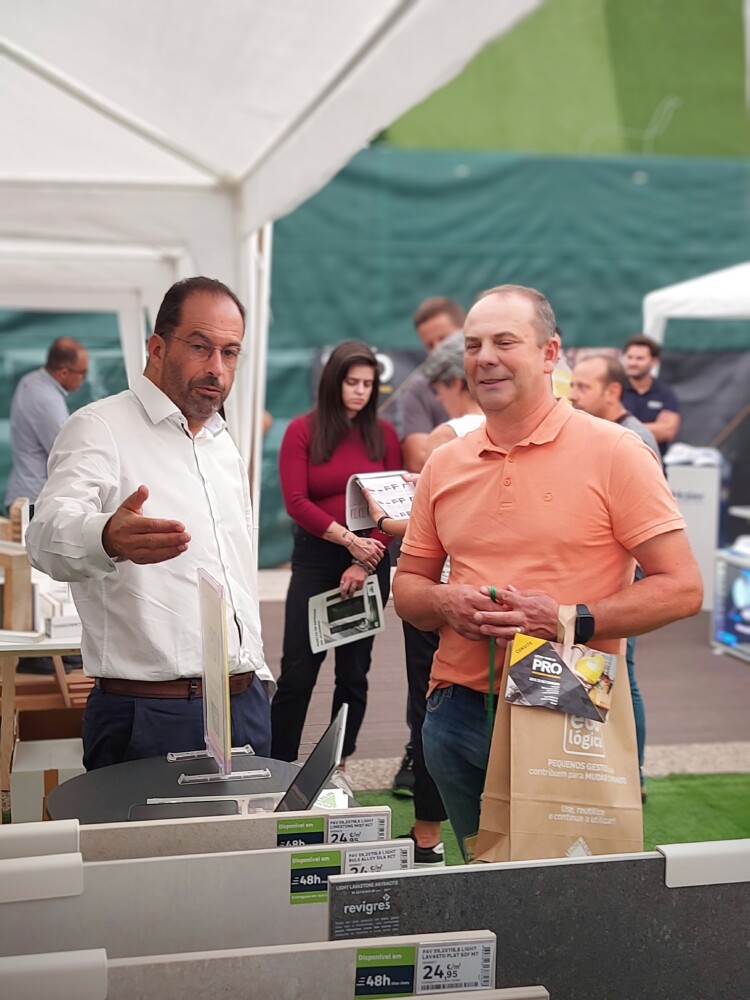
[46,337,88,392]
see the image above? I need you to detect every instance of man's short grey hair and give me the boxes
[421,331,467,387]
[476,284,557,347]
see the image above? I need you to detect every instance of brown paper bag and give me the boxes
[473,605,643,862]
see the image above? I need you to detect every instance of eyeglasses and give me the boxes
[169,335,243,370]
[66,367,88,377]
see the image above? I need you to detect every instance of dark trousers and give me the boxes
[271,529,391,761]
[402,621,448,823]
[82,679,272,771]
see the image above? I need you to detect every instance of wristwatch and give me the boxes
[376,515,390,534]
[574,604,595,644]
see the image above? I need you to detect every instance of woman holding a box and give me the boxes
[271,341,401,765]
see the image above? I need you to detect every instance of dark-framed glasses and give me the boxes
[170,335,243,370]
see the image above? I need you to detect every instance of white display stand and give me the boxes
[0,840,413,958]
[667,465,720,611]
[79,806,391,862]
[107,931,499,999]
[10,739,85,823]
[0,935,556,1000]
[0,636,82,823]
[0,948,107,1000]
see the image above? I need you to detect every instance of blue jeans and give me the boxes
[422,685,493,859]
[626,635,646,785]
[82,679,272,771]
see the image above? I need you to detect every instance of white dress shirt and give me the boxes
[26,375,273,686]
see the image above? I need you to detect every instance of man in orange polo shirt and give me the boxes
[393,284,703,857]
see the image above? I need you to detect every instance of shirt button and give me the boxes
[504,478,511,486]
[507,454,515,463]
[543,492,553,502]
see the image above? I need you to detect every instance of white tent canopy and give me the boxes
[0,0,541,512]
[642,262,750,345]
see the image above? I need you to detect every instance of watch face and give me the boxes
[576,607,595,642]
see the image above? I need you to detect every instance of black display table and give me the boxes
[46,754,303,824]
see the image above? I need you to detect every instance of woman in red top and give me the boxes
[271,341,402,763]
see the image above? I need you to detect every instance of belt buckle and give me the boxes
[188,677,199,699]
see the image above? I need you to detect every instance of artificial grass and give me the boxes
[640,772,750,849]
[357,772,750,866]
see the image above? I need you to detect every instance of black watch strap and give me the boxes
[574,603,595,644]
[376,514,389,534]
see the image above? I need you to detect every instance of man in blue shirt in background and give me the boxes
[5,337,88,509]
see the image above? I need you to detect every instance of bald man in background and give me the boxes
[5,336,89,509]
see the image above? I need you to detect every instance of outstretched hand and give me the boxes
[102,485,191,564]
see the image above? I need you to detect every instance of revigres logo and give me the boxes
[532,655,562,676]
[343,895,391,916]
[563,715,606,757]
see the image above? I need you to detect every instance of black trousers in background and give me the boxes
[402,621,448,824]
[271,529,391,761]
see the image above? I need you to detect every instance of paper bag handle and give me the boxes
[557,604,577,648]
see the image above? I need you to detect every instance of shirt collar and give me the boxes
[131,374,226,438]
[475,397,573,456]
[41,367,68,398]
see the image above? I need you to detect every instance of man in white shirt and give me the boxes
[27,277,273,769]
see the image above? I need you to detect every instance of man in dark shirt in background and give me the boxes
[400,297,466,472]
[622,334,681,459]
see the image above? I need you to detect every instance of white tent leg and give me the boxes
[248,222,273,522]
[226,223,273,572]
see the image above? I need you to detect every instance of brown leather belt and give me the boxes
[94,673,255,699]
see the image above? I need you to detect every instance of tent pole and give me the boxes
[238,224,273,572]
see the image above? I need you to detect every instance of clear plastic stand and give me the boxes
[177,767,271,785]
[167,744,270,785]
[166,744,255,763]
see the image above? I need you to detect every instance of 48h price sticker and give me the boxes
[416,940,495,993]
[354,939,495,997]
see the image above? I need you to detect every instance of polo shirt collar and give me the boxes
[476,397,573,455]
[131,374,226,438]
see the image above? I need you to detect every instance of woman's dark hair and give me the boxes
[311,340,383,465]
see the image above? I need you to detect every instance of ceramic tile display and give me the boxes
[329,848,750,1000]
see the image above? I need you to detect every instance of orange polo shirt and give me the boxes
[401,399,685,694]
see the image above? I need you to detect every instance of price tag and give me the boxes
[354,945,416,998]
[276,816,325,847]
[416,940,495,993]
[344,844,412,875]
[328,813,388,844]
[289,850,341,905]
